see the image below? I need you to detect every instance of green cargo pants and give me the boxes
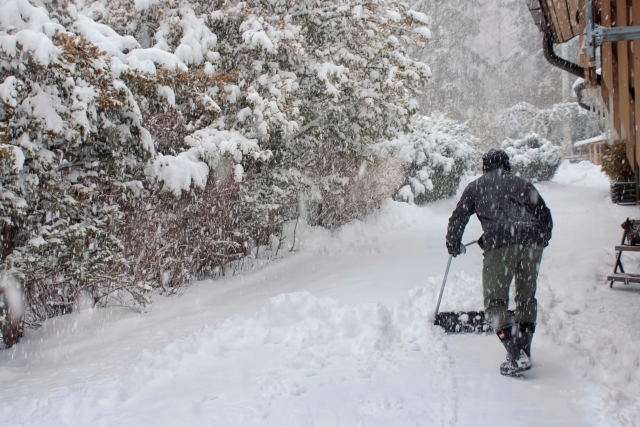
[483,244,543,331]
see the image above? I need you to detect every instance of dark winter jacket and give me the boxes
[446,166,553,253]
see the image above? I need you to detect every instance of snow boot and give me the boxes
[496,325,531,376]
[500,349,532,376]
[516,322,535,359]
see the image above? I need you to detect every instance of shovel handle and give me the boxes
[435,255,453,316]
[434,240,477,316]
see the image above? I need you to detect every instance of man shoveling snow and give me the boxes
[446,149,553,377]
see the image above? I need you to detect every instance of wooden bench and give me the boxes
[609,219,640,288]
[615,245,640,252]
[607,273,640,285]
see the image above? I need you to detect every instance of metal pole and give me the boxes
[586,0,596,62]
[435,240,478,316]
[435,255,453,316]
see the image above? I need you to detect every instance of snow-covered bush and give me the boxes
[488,102,602,148]
[248,0,431,228]
[501,133,562,182]
[0,3,160,325]
[301,148,405,228]
[384,114,477,204]
[108,0,430,228]
[0,0,431,332]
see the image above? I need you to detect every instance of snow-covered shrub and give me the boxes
[0,0,432,331]
[501,133,562,182]
[225,0,430,228]
[601,140,634,182]
[302,148,405,228]
[0,3,160,325]
[122,175,242,291]
[488,102,603,148]
[384,114,477,204]
[100,0,431,268]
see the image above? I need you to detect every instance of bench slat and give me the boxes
[615,245,640,252]
[608,273,640,283]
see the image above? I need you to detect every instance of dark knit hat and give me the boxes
[482,149,511,174]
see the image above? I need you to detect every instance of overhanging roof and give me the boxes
[526,0,583,44]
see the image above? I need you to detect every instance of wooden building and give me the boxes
[526,0,640,201]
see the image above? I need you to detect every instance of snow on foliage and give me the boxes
[492,102,602,147]
[149,129,270,195]
[501,133,562,182]
[0,0,161,326]
[0,0,431,334]
[150,153,209,196]
[384,114,477,204]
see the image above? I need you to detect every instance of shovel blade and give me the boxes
[434,310,516,334]
[434,311,493,333]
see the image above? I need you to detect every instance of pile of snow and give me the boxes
[551,160,610,188]
[0,290,458,426]
[425,270,483,312]
[294,199,432,256]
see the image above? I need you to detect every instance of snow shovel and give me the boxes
[434,240,496,333]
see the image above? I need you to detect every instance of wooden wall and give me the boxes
[590,0,640,172]
[529,1,640,176]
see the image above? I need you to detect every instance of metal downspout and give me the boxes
[541,30,602,111]
[542,29,585,78]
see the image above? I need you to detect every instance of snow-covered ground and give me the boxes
[1,161,639,427]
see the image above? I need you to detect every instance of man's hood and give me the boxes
[482,149,511,174]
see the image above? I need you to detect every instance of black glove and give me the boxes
[446,241,466,257]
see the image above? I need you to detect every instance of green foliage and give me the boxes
[601,140,635,182]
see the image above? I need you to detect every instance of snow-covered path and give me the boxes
[1,162,639,426]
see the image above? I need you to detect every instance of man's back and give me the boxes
[447,169,552,252]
